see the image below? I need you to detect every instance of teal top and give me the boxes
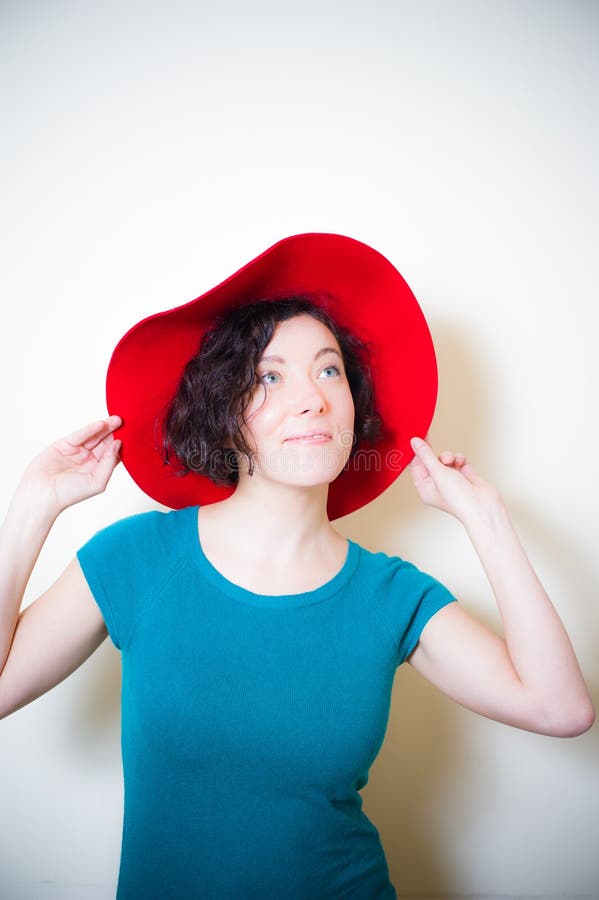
[76,504,457,899]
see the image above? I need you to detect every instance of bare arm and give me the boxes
[406,437,595,738]
[0,416,122,719]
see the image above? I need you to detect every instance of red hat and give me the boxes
[106,232,438,520]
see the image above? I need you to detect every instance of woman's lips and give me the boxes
[284,433,332,444]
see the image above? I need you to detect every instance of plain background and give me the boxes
[1,1,598,898]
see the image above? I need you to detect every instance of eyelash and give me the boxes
[259,365,341,385]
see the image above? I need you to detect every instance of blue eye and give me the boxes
[258,365,340,385]
[259,372,280,385]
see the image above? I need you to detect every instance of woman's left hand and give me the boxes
[408,436,503,525]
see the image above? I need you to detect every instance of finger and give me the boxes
[63,416,122,449]
[84,415,122,449]
[94,431,121,461]
[440,451,469,468]
[93,438,122,485]
[91,425,124,458]
[410,436,443,472]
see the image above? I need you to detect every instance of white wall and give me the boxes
[1,1,597,897]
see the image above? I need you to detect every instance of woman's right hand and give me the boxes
[17,415,124,515]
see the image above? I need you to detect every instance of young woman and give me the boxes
[0,236,594,899]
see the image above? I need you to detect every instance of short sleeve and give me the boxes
[385,557,458,666]
[76,510,167,651]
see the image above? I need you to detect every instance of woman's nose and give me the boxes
[293,379,327,414]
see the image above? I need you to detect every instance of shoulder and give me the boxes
[352,539,436,588]
[77,505,196,562]
[355,540,454,603]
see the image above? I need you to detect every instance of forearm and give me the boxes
[0,416,121,682]
[0,486,59,675]
[462,500,594,731]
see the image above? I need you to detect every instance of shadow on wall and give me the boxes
[353,318,599,894]
[362,666,465,894]
[343,319,491,892]
[63,640,122,761]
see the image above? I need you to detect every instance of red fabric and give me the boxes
[106,232,437,520]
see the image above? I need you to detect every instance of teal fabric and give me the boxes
[76,505,457,899]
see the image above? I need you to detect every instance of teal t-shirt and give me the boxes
[76,505,457,899]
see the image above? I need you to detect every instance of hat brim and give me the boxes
[106,232,437,520]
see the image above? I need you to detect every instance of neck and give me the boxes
[216,475,338,564]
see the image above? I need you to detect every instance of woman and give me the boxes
[0,236,594,899]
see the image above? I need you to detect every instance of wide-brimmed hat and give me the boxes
[106,232,438,520]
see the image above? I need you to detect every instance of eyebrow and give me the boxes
[258,347,342,365]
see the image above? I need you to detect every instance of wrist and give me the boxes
[459,495,511,537]
[8,481,63,531]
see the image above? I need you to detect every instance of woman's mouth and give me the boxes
[284,433,332,444]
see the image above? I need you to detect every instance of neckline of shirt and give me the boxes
[184,504,361,609]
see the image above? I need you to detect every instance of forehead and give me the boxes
[261,314,339,354]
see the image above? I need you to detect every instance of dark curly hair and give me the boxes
[160,295,383,486]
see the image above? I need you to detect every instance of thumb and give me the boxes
[410,436,442,474]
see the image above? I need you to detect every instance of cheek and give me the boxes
[244,395,280,437]
[341,400,356,457]
[343,391,356,425]
[253,406,280,432]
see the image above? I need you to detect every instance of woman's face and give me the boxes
[238,314,356,488]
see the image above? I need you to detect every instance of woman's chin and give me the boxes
[236,445,352,488]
